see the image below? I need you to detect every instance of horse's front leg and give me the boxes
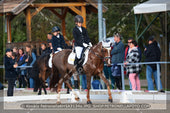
[65,80,80,101]
[38,73,42,95]
[42,82,47,95]
[38,84,42,95]
[98,72,113,103]
[86,75,92,104]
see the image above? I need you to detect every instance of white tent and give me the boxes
[133,0,170,14]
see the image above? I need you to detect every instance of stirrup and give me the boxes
[76,65,84,75]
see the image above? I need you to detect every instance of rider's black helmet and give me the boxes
[74,15,83,23]
[52,26,60,33]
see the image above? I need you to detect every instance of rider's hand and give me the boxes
[83,43,88,48]
[89,42,92,47]
[57,48,62,51]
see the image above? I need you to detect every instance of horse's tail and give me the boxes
[50,63,60,89]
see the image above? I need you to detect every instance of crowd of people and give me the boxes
[103,33,163,92]
[4,15,164,96]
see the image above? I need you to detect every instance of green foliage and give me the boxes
[11,13,27,42]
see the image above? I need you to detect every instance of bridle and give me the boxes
[90,47,111,61]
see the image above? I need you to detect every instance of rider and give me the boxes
[73,15,92,74]
[51,26,68,53]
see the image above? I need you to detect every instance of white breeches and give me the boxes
[75,46,83,59]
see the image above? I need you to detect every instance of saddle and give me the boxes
[68,48,89,65]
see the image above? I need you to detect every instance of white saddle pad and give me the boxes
[48,51,60,68]
[68,49,89,65]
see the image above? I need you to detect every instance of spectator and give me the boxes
[4,49,18,96]
[0,82,4,90]
[17,48,27,88]
[92,76,102,89]
[111,32,124,90]
[80,74,87,90]
[124,37,142,90]
[144,36,163,91]
[40,43,50,56]
[103,61,115,89]
[25,45,36,88]
[47,33,52,41]
[11,52,17,62]
[124,40,141,90]
[47,39,53,53]
[12,47,19,59]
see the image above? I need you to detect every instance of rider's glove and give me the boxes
[83,43,88,48]
[57,48,62,51]
[89,42,92,47]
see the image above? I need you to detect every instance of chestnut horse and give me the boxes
[50,42,112,104]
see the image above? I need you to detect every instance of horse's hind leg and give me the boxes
[56,78,64,104]
[65,80,80,101]
[98,72,113,103]
[42,82,47,95]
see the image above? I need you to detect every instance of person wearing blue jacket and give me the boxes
[17,48,27,88]
[111,33,124,90]
[25,45,36,88]
[5,49,18,96]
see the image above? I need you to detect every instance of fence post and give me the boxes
[121,64,125,90]
[156,63,161,91]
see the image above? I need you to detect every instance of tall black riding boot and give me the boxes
[74,57,83,74]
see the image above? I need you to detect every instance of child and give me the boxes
[51,26,68,52]
[72,15,92,74]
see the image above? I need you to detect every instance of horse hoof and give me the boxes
[75,97,80,101]
[87,101,92,104]
[56,101,61,104]
[108,99,113,103]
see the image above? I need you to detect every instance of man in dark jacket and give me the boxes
[51,26,68,52]
[144,36,163,91]
[5,49,18,96]
[111,33,124,90]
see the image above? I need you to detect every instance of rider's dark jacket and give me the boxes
[73,26,90,47]
[51,34,68,51]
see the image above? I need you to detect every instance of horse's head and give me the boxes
[91,41,111,65]
[101,41,112,65]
